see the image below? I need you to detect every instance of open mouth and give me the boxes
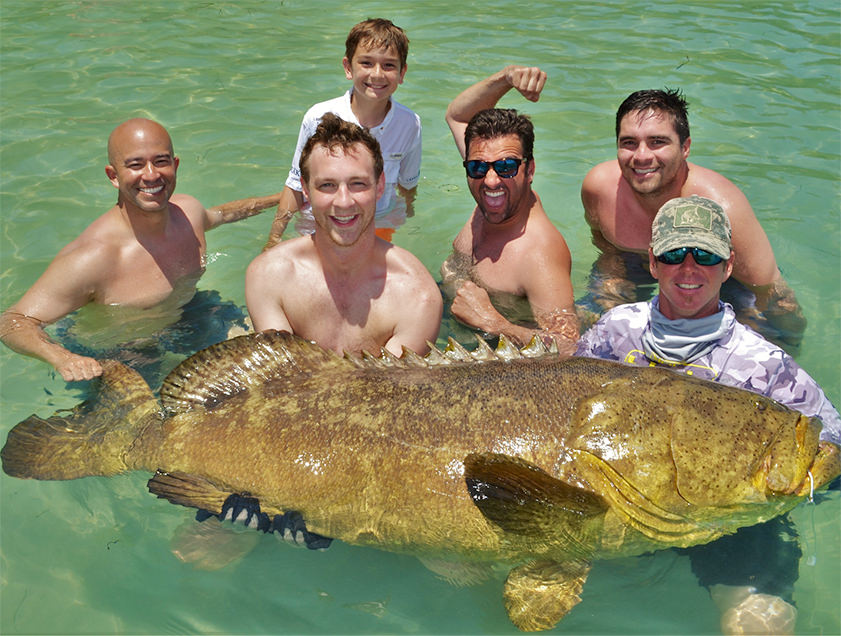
[332,214,358,226]
[140,185,164,195]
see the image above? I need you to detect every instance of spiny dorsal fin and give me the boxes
[160,331,350,414]
[444,337,473,362]
[161,330,559,414]
[470,335,498,361]
[522,335,556,357]
[495,335,523,360]
[399,347,429,367]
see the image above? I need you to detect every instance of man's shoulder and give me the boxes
[683,163,751,208]
[581,160,621,223]
[383,241,432,274]
[71,206,132,249]
[170,193,203,208]
[382,243,438,292]
[249,236,313,274]
[168,194,206,222]
[724,318,785,359]
[497,197,568,260]
[583,159,621,187]
[526,200,567,241]
[53,221,125,277]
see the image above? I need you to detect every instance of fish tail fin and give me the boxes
[1,360,161,481]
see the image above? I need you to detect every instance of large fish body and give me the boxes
[2,332,838,631]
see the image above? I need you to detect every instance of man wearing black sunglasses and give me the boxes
[576,195,839,636]
[440,65,578,352]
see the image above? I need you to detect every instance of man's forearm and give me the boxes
[1,312,75,369]
[446,69,517,126]
[263,187,304,251]
[208,193,284,227]
[467,307,577,355]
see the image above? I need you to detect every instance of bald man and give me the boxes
[0,118,281,381]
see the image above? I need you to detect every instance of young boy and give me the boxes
[264,18,421,247]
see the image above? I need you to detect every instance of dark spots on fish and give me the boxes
[195,494,333,550]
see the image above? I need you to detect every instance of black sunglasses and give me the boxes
[656,247,725,266]
[463,157,528,179]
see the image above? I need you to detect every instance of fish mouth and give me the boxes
[757,415,840,497]
[792,441,841,497]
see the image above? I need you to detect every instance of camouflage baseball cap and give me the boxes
[650,195,731,259]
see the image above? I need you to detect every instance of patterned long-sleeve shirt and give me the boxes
[575,298,840,445]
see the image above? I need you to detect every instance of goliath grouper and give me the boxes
[2,331,838,631]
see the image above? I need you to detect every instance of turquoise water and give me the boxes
[1,1,839,634]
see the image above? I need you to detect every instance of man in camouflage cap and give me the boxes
[575,195,839,635]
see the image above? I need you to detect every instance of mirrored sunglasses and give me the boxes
[656,247,724,266]
[463,157,527,179]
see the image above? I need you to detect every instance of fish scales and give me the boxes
[2,331,838,632]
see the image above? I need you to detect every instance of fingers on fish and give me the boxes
[148,471,333,550]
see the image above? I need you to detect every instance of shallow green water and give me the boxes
[1,1,839,634]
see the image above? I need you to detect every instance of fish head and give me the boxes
[752,411,840,497]
[570,370,840,515]
[667,388,839,506]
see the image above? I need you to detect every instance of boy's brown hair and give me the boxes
[345,18,409,69]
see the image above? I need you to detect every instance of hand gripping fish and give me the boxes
[2,331,838,631]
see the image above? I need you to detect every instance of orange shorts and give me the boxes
[375,227,395,242]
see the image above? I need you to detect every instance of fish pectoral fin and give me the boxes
[464,453,607,539]
[503,559,591,631]
[147,470,233,515]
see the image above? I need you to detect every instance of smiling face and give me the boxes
[302,142,384,248]
[617,109,690,197]
[649,247,734,319]
[343,43,406,103]
[105,119,178,214]
[465,134,535,226]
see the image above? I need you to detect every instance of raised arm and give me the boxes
[0,247,105,381]
[446,65,547,159]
